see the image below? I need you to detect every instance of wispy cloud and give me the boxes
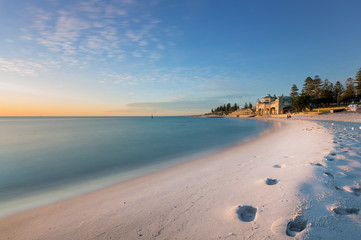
[0,58,46,76]
[35,10,91,54]
[126,30,142,42]
[18,0,174,69]
[99,72,139,86]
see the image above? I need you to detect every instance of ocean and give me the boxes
[0,116,270,216]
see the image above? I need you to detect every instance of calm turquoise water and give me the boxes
[0,117,270,214]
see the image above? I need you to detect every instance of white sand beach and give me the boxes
[1,113,361,239]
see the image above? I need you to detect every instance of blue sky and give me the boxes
[1,0,361,115]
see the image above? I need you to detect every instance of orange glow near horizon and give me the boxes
[0,87,200,117]
[1,102,190,117]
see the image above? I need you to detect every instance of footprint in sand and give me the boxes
[266,178,279,185]
[286,216,307,237]
[333,207,360,215]
[324,172,334,179]
[311,163,323,167]
[236,205,257,222]
[273,164,285,168]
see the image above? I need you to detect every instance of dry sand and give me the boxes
[1,113,361,239]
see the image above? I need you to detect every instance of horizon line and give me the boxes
[0,115,201,117]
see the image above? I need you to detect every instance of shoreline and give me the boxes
[1,114,360,239]
[0,118,274,219]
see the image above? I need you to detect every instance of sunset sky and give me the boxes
[1,0,361,116]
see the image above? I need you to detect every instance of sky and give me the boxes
[1,0,361,116]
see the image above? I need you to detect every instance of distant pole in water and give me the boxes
[151,114,154,119]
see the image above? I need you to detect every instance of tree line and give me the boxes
[209,102,254,115]
[210,103,239,115]
[290,67,361,111]
[243,102,253,109]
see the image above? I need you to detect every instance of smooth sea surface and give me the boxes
[0,116,270,216]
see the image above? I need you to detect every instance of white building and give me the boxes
[256,94,293,115]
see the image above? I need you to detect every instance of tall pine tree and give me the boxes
[355,67,361,97]
[313,75,322,99]
[342,78,356,102]
[334,81,343,105]
[226,103,231,112]
[302,77,314,96]
[319,79,333,105]
[290,84,299,99]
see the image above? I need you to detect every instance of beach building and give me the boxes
[256,94,293,115]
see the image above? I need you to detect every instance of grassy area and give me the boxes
[305,106,350,113]
[307,109,331,113]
